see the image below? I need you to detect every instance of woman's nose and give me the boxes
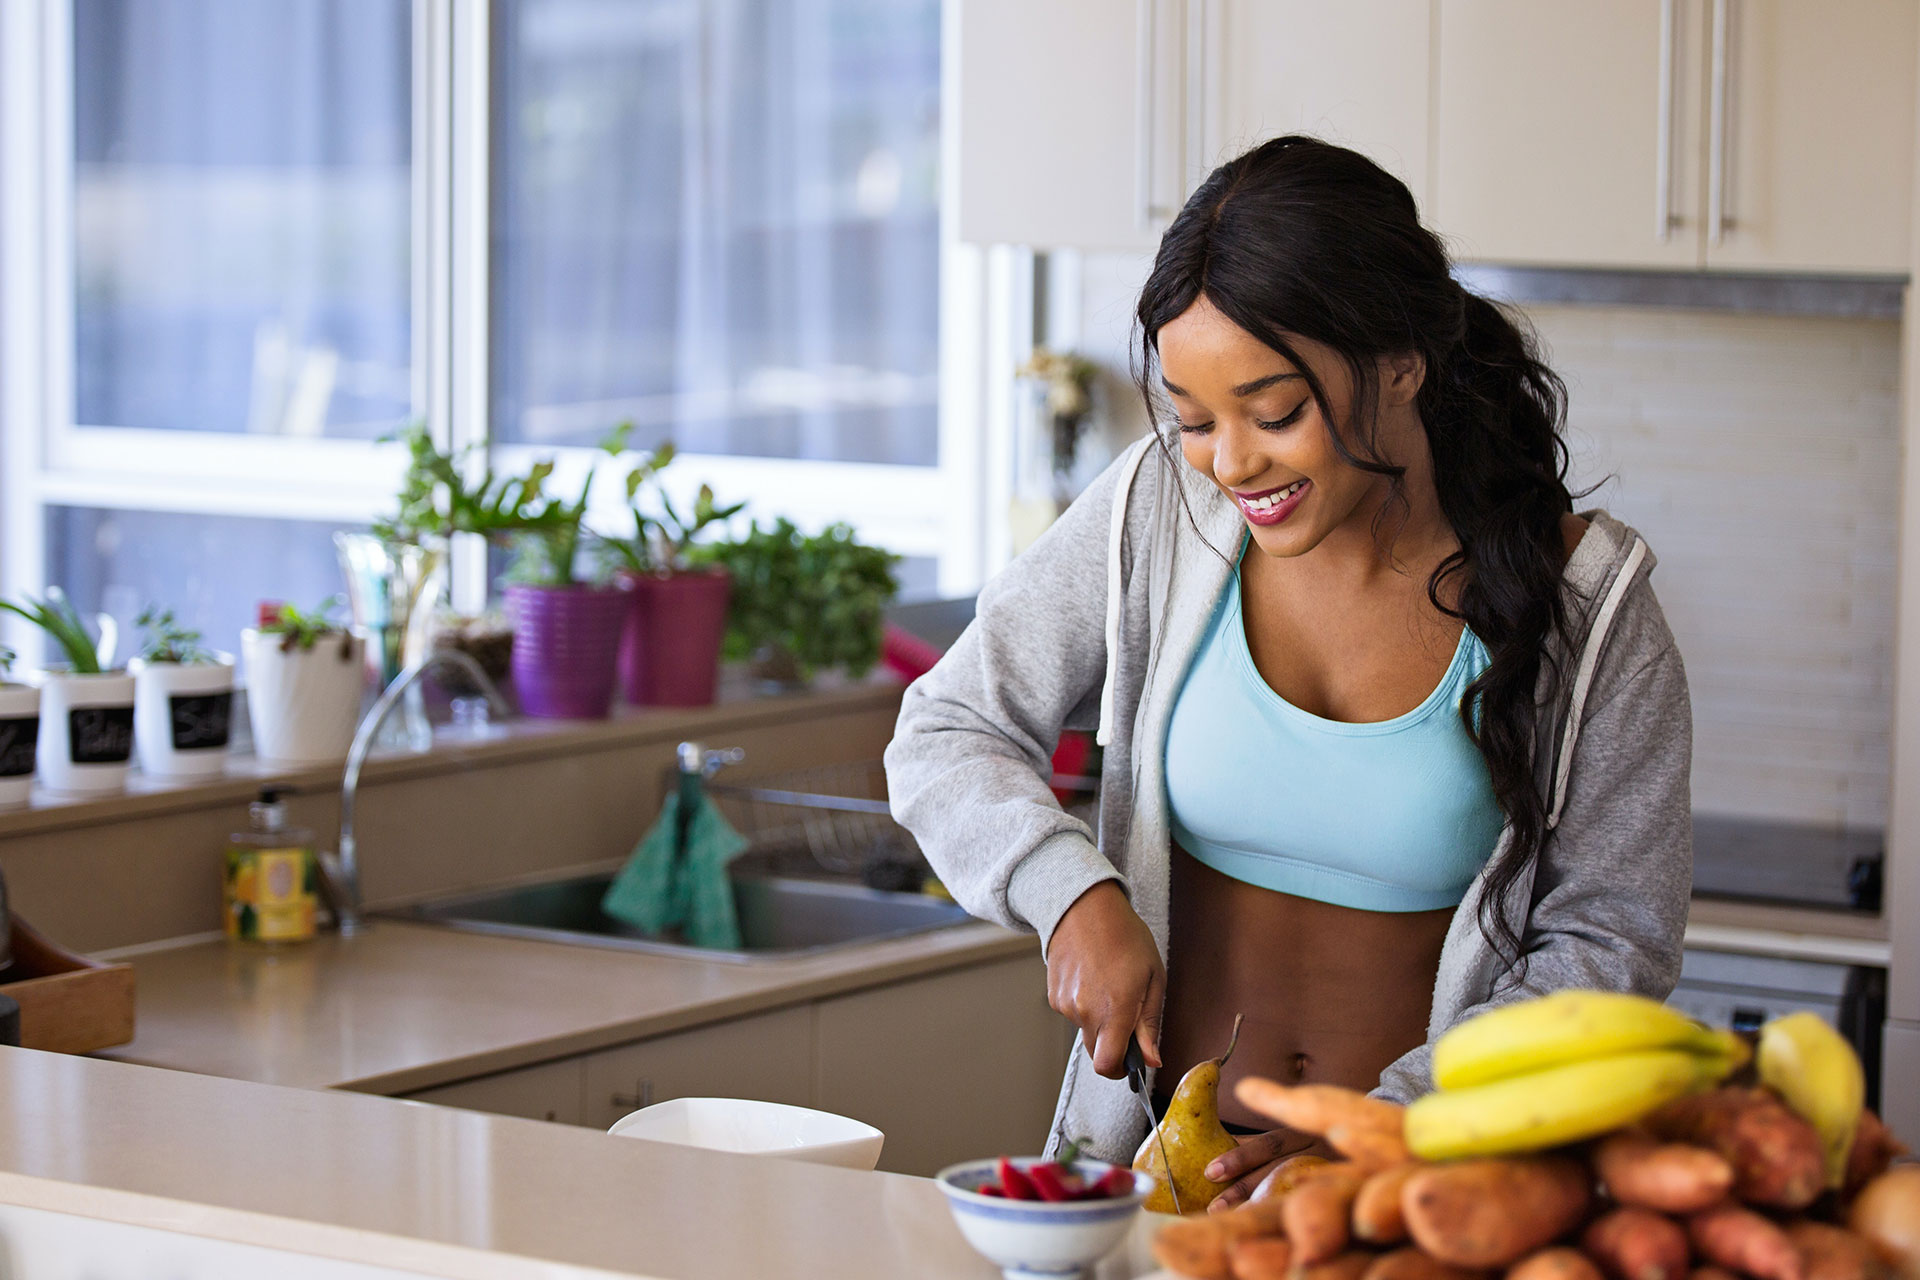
[1211,422,1264,489]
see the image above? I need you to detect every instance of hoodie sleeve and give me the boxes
[884,446,1150,953]
[1375,577,1694,1102]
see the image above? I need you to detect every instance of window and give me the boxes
[1,0,977,667]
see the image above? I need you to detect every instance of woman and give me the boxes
[885,137,1691,1206]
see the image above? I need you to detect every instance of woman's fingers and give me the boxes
[1135,959,1166,1070]
[1205,1131,1292,1185]
[1208,1157,1283,1212]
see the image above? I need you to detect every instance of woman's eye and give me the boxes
[1256,403,1309,431]
[1174,419,1213,435]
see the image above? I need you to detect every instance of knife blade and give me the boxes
[1124,1039,1182,1215]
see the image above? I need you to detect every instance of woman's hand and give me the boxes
[1204,1132,1332,1212]
[1045,881,1165,1079]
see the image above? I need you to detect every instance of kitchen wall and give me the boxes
[1056,251,1900,834]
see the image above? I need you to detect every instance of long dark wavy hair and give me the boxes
[1136,135,1574,976]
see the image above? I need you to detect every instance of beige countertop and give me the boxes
[96,918,1033,1095]
[0,1046,1164,1279]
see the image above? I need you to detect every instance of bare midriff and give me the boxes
[1154,843,1454,1131]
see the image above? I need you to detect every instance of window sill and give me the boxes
[0,670,906,840]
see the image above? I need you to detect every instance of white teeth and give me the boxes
[1244,480,1306,511]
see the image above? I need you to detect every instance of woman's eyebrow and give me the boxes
[1160,372,1304,399]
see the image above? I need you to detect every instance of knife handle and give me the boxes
[1123,1039,1148,1091]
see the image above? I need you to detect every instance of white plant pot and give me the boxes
[0,683,40,809]
[241,629,366,768]
[131,654,236,779]
[34,670,136,796]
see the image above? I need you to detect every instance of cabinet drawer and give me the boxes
[405,1057,586,1126]
[581,1006,815,1133]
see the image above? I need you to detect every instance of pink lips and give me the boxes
[1234,480,1310,527]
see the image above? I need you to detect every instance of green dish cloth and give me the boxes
[600,789,750,950]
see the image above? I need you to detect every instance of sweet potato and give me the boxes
[1354,1164,1421,1245]
[1849,1166,1920,1280]
[1580,1206,1691,1280]
[1155,1216,1239,1280]
[1252,1153,1333,1202]
[1284,1163,1373,1264]
[1646,1087,1825,1210]
[1403,1157,1594,1269]
[1236,1078,1407,1137]
[1787,1220,1891,1280]
[1593,1130,1736,1214]
[1843,1110,1909,1198]
[1331,1123,1414,1169]
[1692,1269,1743,1280]
[1229,1237,1294,1280]
[1509,1249,1607,1280]
[1298,1252,1384,1280]
[1686,1204,1805,1280]
[1363,1246,1489,1280]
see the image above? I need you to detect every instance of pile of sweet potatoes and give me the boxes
[1151,1082,1916,1280]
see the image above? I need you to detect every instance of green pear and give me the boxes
[1133,1014,1243,1214]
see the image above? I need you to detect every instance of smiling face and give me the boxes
[1158,296,1429,561]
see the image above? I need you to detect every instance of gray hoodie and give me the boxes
[885,435,1693,1162]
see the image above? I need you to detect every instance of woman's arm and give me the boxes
[884,442,1147,949]
[1375,586,1695,1103]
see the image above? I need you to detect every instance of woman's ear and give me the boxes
[1380,351,1427,406]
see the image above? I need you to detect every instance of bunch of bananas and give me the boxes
[1406,991,1749,1161]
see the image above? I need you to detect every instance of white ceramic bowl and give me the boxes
[935,1157,1153,1280]
[607,1097,885,1170]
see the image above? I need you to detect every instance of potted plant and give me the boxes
[128,607,235,780]
[0,645,38,809]
[0,592,135,795]
[240,598,366,767]
[503,432,632,719]
[690,518,901,692]
[599,438,745,707]
[348,425,571,748]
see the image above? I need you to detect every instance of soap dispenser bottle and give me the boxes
[225,788,319,944]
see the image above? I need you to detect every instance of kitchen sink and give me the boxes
[384,870,974,963]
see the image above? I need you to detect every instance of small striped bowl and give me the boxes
[934,1158,1153,1279]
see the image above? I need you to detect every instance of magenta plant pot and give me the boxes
[504,583,630,719]
[616,568,732,707]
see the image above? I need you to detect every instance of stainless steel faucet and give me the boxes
[325,649,513,937]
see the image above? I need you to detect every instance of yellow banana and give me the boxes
[1407,1047,1732,1161]
[1756,1011,1864,1189]
[1433,990,1737,1090]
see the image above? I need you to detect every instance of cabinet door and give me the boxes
[1705,0,1916,273]
[404,1057,586,1126]
[1434,0,1710,267]
[580,1006,814,1133]
[956,0,1188,249]
[1213,1,1433,210]
[814,955,1068,1177]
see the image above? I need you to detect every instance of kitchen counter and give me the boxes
[96,918,1034,1095]
[0,1046,1163,1279]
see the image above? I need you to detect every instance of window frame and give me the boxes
[0,0,991,661]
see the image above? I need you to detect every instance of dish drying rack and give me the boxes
[682,744,1097,885]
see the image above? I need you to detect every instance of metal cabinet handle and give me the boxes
[1708,0,1736,242]
[610,1079,655,1111]
[1656,0,1681,239]
[1135,0,1157,231]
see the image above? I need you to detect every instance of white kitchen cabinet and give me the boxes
[404,1056,585,1126]
[1434,0,1916,273]
[1435,0,1710,269]
[813,956,1068,1177]
[1211,1,1433,209]
[1704,0,1916,273]
[956,0,1432,250]
[580,1006,815,1133]
[956,0,1190,249]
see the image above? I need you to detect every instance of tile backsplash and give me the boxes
[1532,304,1899,832]
[1065,252,1899,834]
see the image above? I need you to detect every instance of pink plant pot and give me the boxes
[616,568,732,707]
[504,583,630,719]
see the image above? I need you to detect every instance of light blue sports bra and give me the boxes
[1165,566,1505,913]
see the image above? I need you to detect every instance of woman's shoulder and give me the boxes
[1559,513,1588,565]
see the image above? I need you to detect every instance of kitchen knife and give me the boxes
[1124,1039,1181,1215]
